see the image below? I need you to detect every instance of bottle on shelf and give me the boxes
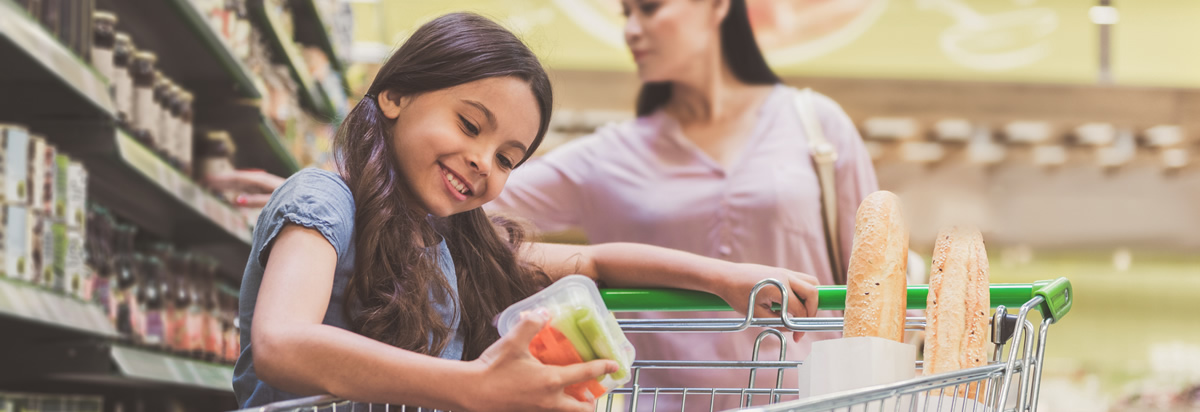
[223,291,240,364]
[186,255,208,360]
[112,225,139,340]
[91,12,117,86]
[131,51,158,147]
[88,208,116,312]
[178,91,195,176]
[113,33,134,129]
[167,251,192,355]
[200,131,237,199]
[138,255,167,350]
[204,258,222,362]
[165,84,185,169]
[151,71,170,156]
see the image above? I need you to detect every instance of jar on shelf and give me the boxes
[152,72,172,157]
[200,131,236,198]
[177,92,195,176]
[131,51,159,147]
[165,85,185,169]
[91,12,117,85]
[113,33,134,128]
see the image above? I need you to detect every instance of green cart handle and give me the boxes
[600,277,1073,323]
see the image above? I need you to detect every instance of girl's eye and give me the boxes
[458,114,480,136]
[497,154,515,170]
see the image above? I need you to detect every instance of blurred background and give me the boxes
[1,0,1197,411]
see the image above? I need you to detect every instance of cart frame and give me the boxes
[231,277,1073,412]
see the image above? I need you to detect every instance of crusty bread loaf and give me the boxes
[924,226,991,399]
[843,191,909,342]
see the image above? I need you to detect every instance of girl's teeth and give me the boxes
[445,171,468,195]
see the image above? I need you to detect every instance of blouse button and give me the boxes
[718,244,732,255]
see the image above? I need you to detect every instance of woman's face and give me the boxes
[377,77,540,217]
[622,0,727,83]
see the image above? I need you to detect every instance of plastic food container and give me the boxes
[497,275,635,402]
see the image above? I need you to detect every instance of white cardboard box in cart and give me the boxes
[798,336,988,412]
[799,336,917,398]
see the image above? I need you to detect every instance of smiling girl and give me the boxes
[233,12,819,412]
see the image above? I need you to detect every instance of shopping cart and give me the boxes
[231,277,1073,412]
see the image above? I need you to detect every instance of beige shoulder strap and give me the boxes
[793,88,845,284]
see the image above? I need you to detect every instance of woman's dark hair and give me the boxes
[636,0,781,116]
[333,12,552,360]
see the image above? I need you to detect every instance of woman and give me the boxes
[488,0,878,408]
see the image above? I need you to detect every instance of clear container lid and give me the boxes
[496,275,636,393]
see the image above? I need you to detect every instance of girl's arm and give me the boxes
[521,242,820,337]
[253,225,614,412]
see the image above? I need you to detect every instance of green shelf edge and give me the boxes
[251,2,337,120]
[0,277,119,339]
[259,119,301,175]
[111,345,234,393]
[299,0,346,74]
[165,0,263,99]
[114,131,253,245]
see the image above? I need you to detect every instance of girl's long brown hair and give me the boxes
[333,13,553,360]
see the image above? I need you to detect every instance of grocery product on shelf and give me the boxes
[90,11,116,83]
[112,32,134,128]
[130,51,158,148]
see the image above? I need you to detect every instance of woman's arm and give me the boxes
[521,242,820,335]
[254,225,614,411]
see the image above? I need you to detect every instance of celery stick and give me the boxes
[551,307,597,361]
[575,306,629,381]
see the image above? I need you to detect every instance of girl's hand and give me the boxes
[713,263,820,343]
[468,311,618,412]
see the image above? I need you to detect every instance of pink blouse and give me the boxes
[489,85,879,409]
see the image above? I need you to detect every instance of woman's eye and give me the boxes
[640,2,659,14]
[497,154,514,170]
[459,115,480,136]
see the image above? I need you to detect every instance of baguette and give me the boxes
[924,226,991,399]
[843,191,909,342]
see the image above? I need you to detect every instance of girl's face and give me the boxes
[622,0,727,83]
[378,77,540,217]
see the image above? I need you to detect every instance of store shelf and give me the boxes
[203,102,302,177]
[0,278,117,340]
[249,0,337,120]
[109,132,253,245]
[1,340,234,395]
[0,0,114,122]
[93,0,261,102]
[0,0,252,265]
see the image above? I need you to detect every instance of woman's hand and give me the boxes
[467,311,618,412]
[711,263,820,342]
[205,169,286,207]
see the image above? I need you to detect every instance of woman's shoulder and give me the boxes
[780,85,848,118]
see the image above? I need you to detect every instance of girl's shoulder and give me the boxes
[264,168,356,225]
[274,168,353,202]
[253,168,357,260]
